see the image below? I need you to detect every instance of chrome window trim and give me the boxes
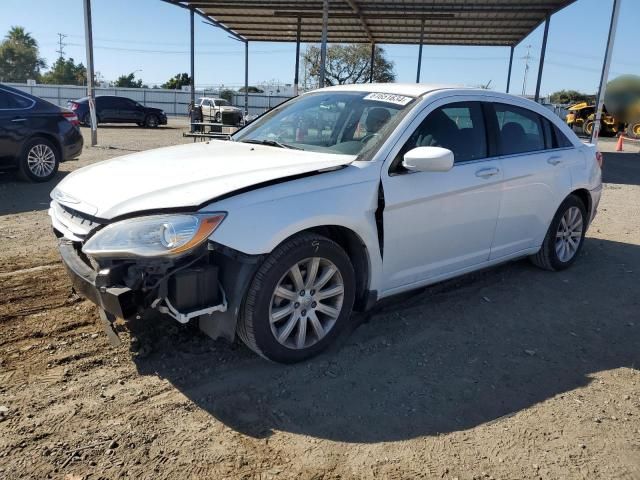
[0,87,36,111]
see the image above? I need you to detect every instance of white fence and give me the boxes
[6,83,292,117]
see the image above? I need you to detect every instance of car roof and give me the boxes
[313,83,464,97]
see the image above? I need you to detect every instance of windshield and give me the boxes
[233,91,416,156]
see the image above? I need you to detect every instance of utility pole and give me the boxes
[521,44,532,96]
[56,33,67,58]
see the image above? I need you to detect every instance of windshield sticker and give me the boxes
[363,92,413,105]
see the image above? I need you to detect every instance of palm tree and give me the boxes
[5,26,38,49]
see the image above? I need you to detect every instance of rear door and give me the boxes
[0,88,35,164]
[381,98,503,293]
[488,102,575,259]
[96,97,118,122]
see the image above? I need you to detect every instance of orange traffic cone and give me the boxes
[616,134,624,152]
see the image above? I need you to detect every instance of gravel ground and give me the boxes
[0,119,639,480]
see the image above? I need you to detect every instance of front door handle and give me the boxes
[475,167,500,178]
[547,156,563,166]
[11,118,27,123]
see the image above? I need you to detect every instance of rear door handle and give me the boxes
[11,118,27,123]
[547,155,563,166]
[475,167,500,178]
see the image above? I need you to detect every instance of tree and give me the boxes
[113,72,145,88]
[549,89,594,105]
[303,44,395,87]
[0,26,46,82]
[238,85,264,93]
[162,73,191,90]
[41,57,86,85]
[219,89,235,103]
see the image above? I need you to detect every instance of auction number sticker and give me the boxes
[363,92,413,105]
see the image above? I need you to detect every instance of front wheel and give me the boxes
[626,118,640,140]
[145,114,159,128]
[214,112,221,123]
[530,195,587,271]
[237,233,355,363]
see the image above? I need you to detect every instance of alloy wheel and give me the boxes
[555,206,583,262]
[269,257,344,350]
[27,144,56,178]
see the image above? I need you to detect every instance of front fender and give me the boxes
[203,163,384,291]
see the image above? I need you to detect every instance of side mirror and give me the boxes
[402,146,454,172]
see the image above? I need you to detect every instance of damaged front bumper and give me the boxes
[57,239,260,343]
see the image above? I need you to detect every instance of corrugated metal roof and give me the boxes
[168,0,576,46]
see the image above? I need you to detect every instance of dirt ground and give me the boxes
[0,119,639,480]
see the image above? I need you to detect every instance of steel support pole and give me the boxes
[506,45,514,93]
[83,0,97,146]
[294,17,301,96]
[244,40,249,117]
[319,0,329,88]
[416,19,425,83]
[190,8,195,131]
[591,0,622,145]
[369,43,375,83]
[534,16,550,102]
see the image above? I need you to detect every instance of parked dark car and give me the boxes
[0,84,83,182]
[68,96,167,128]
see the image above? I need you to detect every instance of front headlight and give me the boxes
[82,213,225,258]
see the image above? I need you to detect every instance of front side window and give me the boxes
[493,103,545,155]
[216,99,230,107]
[233,91,417,156]
[396,101,488,166]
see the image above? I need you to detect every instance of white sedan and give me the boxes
[49,84,602,363]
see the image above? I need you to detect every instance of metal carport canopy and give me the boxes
[175,0,576,46]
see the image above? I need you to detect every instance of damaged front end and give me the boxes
[50,201,260,344]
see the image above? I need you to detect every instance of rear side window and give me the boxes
[401,101,488,163]
[553,124,573,148]
[0,90,34,109]
[493,103,545,155]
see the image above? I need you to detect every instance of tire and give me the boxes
[582,120,594,137]
[214,112,221,123]
[530,195,587,271]
[18,137,60,183]
[82,112,92,127]
[145,114,159,128]
[237,232,356,363]
[626,119,640,140]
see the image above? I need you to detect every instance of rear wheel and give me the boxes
[237,233,355,363]
[18,137,59,182]
[582,120,594,137]
[82,112,93,127]
[530,195,587,271]
[626,119,640,139]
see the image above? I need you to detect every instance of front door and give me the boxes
[381,100,503,293]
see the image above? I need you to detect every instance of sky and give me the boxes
[0,0,638,96]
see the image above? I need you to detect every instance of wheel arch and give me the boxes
[570,188,592,220]
[21,132,62,161]
[288,225,373,311]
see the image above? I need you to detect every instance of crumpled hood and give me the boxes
[51,140,354,219]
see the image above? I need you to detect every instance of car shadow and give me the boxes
[130,236,639,443]
[602,151,640,186]
[82,124,180,130]
[0,170,69,215]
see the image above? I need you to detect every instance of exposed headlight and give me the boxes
[82,213,225,258]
